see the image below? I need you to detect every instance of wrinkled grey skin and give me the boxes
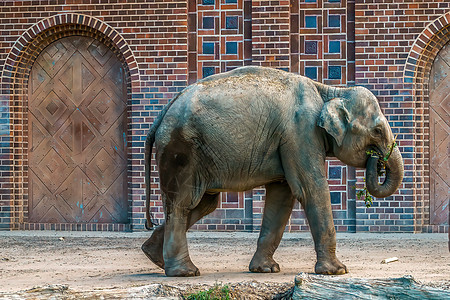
[142,66,403,277]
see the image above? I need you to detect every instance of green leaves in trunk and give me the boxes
[357,139,397,208]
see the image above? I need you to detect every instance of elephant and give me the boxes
[141,66,404,277]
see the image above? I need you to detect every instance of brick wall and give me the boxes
[252,0,290,69]
[354,0,449,232]
[0,0,448,233]
[0,0,188,231]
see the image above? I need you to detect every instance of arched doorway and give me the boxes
[27,36,128,224]
[428,41,449,226]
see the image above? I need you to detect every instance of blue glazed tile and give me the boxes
[226,16,238,29]
[405,71,414,77]
[202,67,215,78]
[0,223,12,229]
[203,42,215,54]
[203,17,214,29]
[226,0,237,3]
[328,66,341,79]
[305,16,317,28]
[305,41,317,54]
[333,211,347,219]
[226,209,244,218]
[305,0,316,2]
[202,0,214,5]
[400,214,414,219]
[329,15,340,27]
[343,219,356,226]
[329,40,340,53]
[330,192,341,204]
[305,67,317,80]
[132,93,144,99]
[226,41,238,54]
[329,0,340,2]
[329,166,341,179]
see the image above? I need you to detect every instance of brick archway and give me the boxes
[1,14,140,230]
[404,12,450,233]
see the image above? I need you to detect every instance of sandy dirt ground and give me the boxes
[0,231,449,298]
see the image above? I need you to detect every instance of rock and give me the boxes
[292,273,450,299]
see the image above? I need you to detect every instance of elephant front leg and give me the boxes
[280,135,347,275]
[250,182,295,273]
[301,182,348,275]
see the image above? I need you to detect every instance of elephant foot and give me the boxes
[315,258,348,275]
[249,254,280,273]
[141,225,165,269]
[165,261,200,277]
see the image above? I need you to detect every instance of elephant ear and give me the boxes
[317,98,350,147]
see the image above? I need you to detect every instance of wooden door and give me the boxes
[429,41,449,225]
[28,36,128,224]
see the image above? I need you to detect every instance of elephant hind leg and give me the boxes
[250,181,295,273]
[142,223,165,269]
[142,192,220,274]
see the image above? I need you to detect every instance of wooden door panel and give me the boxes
[430,169,449,225]
[29,79,77,135]
[28,36,128,224]
[429,41,450,225]
[29,170,74,223]
[83,172,128,223]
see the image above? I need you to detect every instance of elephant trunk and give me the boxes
[365,146,403,198]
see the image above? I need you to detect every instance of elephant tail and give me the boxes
[145,94,180,230]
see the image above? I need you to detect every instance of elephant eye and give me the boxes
[374,127,383,136]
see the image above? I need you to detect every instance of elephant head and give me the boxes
[317,85,403,198]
